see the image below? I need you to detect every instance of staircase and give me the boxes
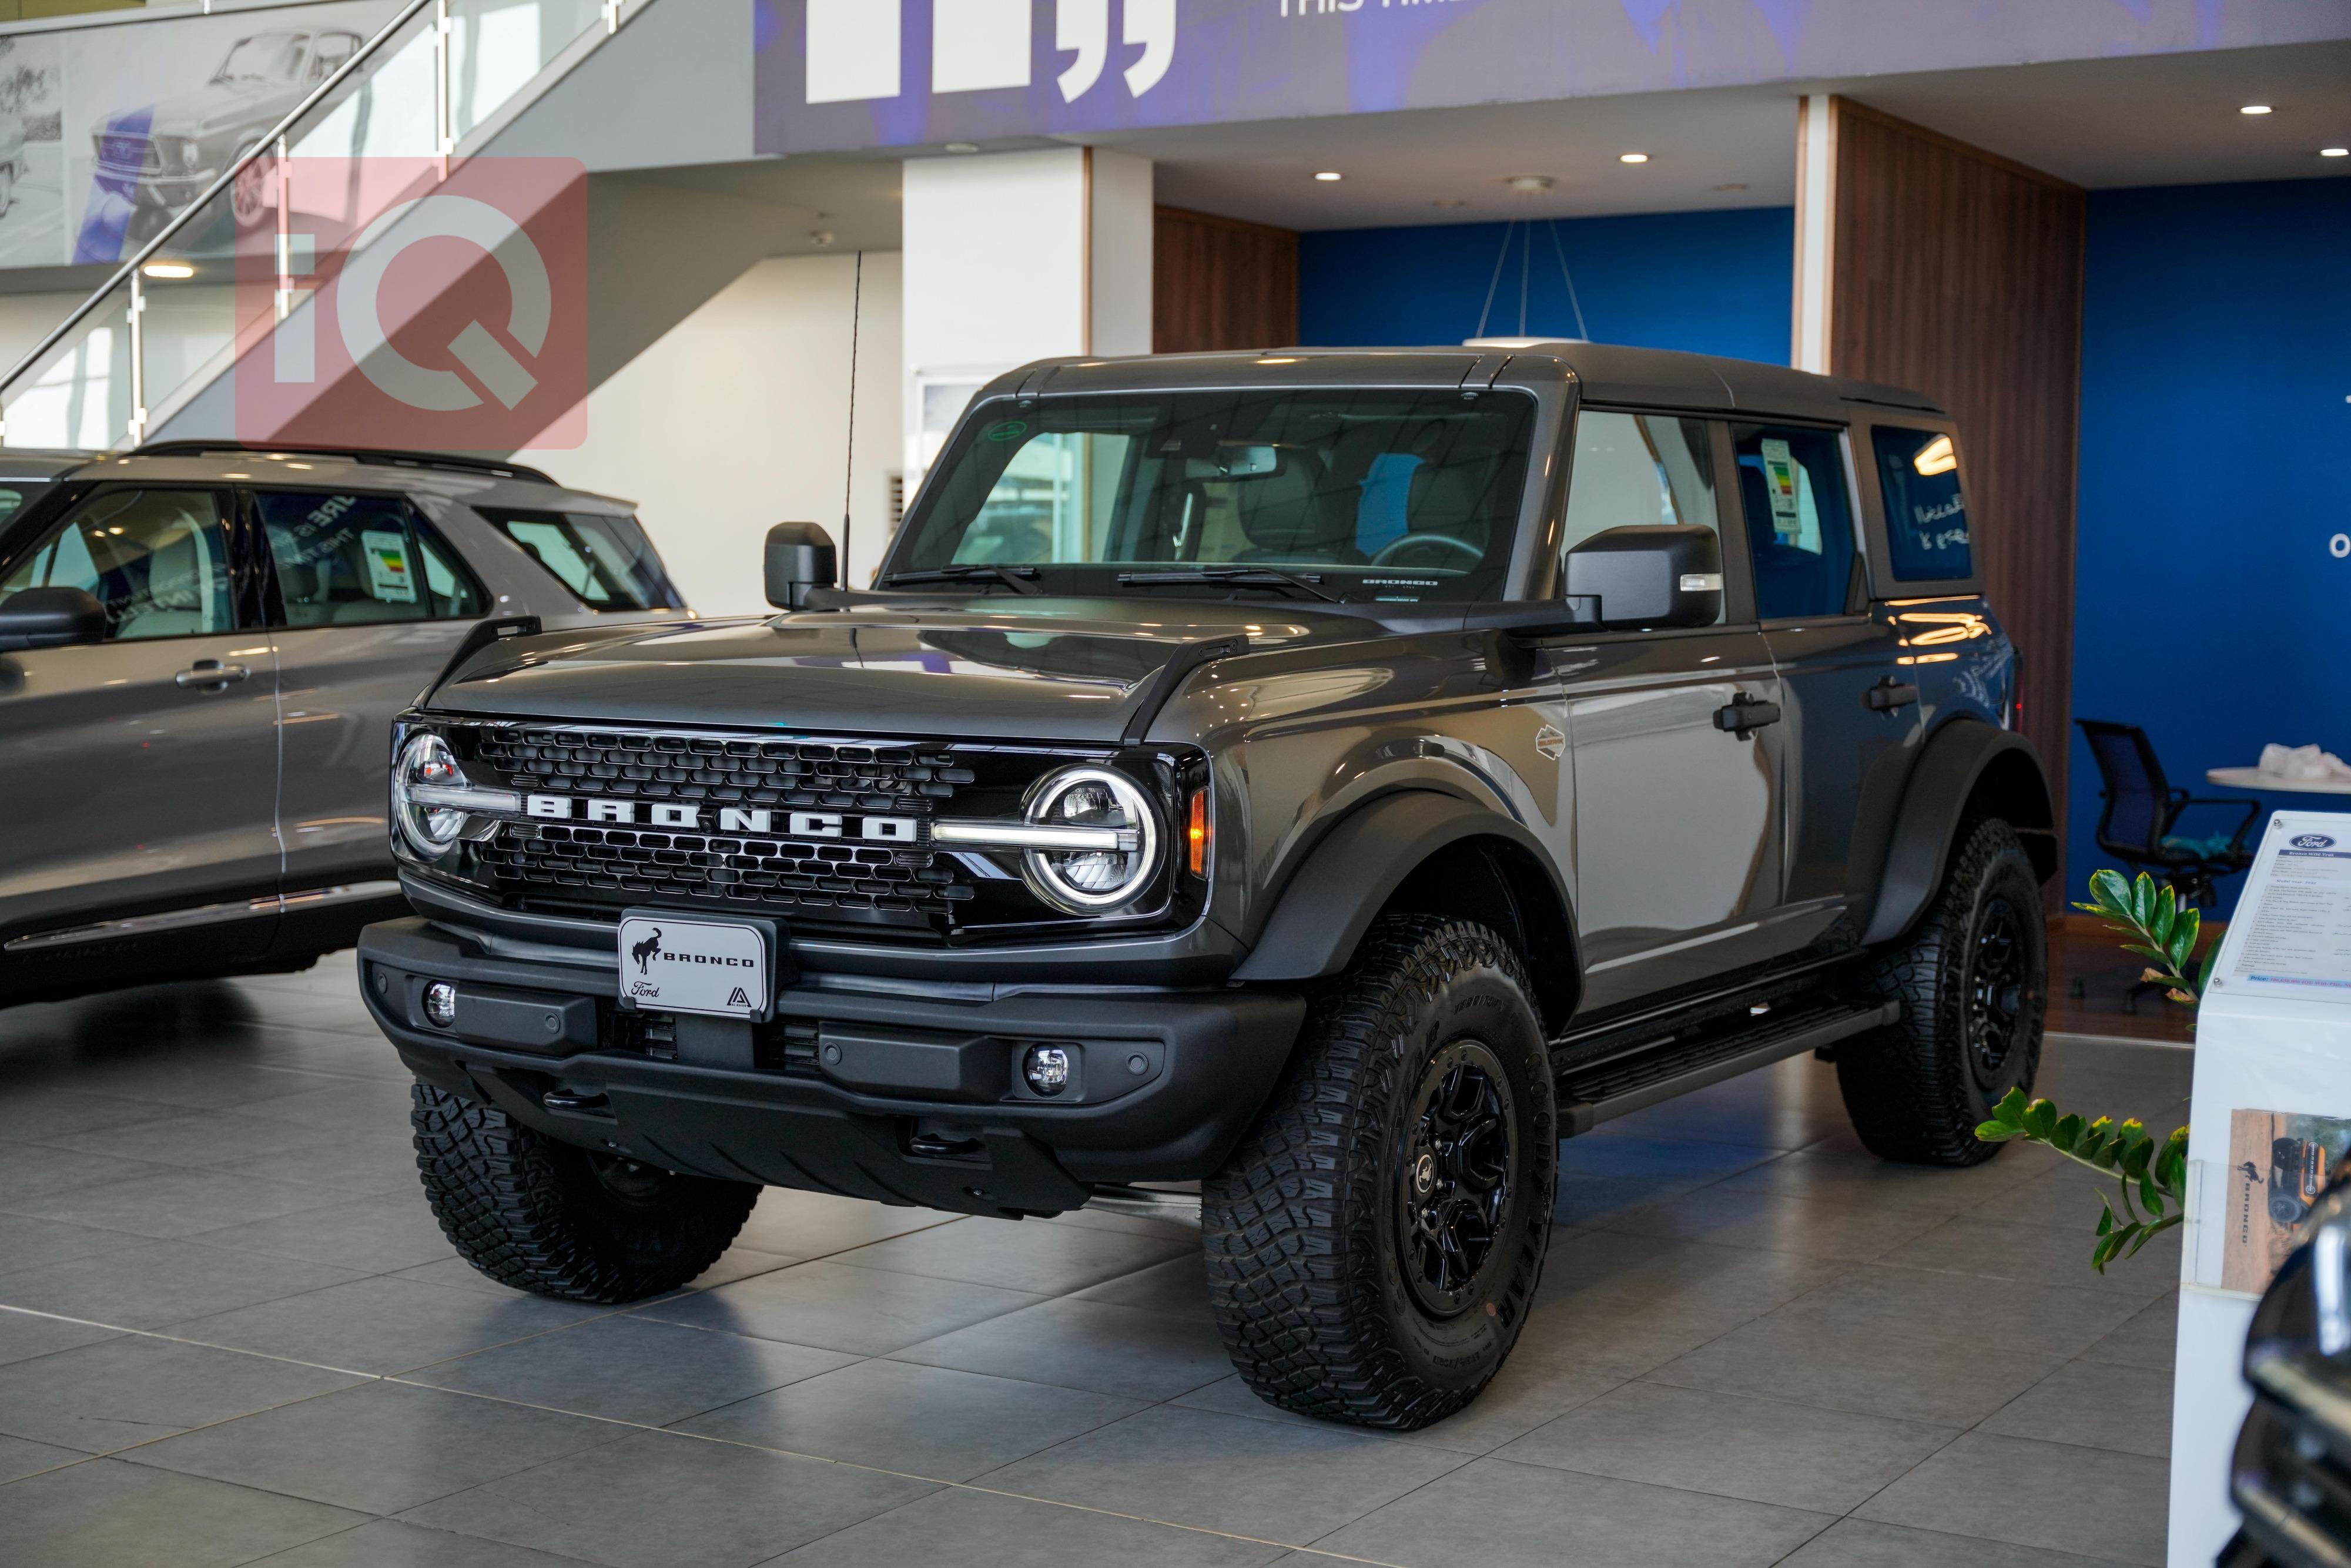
[0,0,795,454]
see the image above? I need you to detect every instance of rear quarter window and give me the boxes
[1872,425,1974,582]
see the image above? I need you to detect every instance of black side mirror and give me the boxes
[764,522,837,610]
[1564,524,1723,631]
[0,586,105,654]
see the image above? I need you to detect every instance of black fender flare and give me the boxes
[1862,720,2056,946]
[1231,790,1572,983]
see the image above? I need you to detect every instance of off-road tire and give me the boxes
[411,1083,758,1303]
[1204,916,1557,1429]
[1837,817,2048,1166]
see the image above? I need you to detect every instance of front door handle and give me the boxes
[175,660,251,689]
[1713,693,1781,736]
[1865,678,1920,713]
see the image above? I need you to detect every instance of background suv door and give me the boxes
[0,485,279,955]
[1557,411,1790,1012]
[1731,421,1919,949]
[254,487,489,894]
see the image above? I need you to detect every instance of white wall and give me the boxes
[517,250,902,614]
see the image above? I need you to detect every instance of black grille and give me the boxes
[447,723,985,924]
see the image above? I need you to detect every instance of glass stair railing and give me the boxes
[0,0,631,450]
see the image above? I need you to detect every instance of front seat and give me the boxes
[114,527,211,639]
[1233,460,1365,567]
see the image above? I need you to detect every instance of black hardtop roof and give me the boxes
[983,341,1947,423]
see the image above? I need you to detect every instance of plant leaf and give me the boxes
[1990,1087,2030,1128]
[2052,1113,2084,1154]
[2151,893,2175,948]
[2124,1138,2154,1181]
[2089,869,2132,914]
[2131,872,2156,929]
[2024,1100,2058,1141]
[2140,1170,2162,1215]
[2158,1128,2189,1191]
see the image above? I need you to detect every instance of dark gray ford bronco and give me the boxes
[357,342,2055,1429]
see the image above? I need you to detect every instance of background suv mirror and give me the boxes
[764,521,838,609]
[0,586,105,652]
[1565,524,1723,631]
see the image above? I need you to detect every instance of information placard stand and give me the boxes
[2170,811,2351,1566]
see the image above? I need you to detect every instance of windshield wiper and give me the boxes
[881,564,1043,595]
[1117,567,1339,603]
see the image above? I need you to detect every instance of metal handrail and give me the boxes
[0,0,437,404]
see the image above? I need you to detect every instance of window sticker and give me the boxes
[1759,438,1803,545]
[360,528,417,602]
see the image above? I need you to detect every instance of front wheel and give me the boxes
[1204,916,1557,1429]
[1836,817,2049,1165]
[411,1083,758,1303]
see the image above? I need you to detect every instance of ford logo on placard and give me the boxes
[2290,834,2337,850]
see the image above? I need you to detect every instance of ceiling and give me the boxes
[634,39,2349,246]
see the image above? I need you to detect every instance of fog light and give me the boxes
[423,981,457,1028]
[1023,1045,1071,1097]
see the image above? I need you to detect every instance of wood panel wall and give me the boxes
[1153,206,1299,353]
[1823,98,2087,853]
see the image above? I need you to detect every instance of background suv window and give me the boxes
[1871,426,1974,581]
[1733,424,1858,619]
[256,490,483,626]
[478,508,685,612]
[0,488,235,640]
[1560,410,1724,622]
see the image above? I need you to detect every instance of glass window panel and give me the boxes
[482,507,685,611]
[1872,425,1974,581]
[0,488,233,640]
[899,390,1538,604]
[1732,424,1859,619]
[1559,410,1723,623]
[256,491,484,625]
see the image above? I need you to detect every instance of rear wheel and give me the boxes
[1837,818,2048,1165]
[411,1083,757,1302]
[1204,916,1556,1429]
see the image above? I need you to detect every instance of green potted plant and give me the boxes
[1973,869,2198,1272]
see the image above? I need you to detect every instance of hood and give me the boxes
[136,80,291,141]
[430,599,1394,745]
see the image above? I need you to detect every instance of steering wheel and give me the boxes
[1371,533,1483,572]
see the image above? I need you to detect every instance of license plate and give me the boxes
[617,913,770,1019]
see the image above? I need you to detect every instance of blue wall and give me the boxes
[2068,177,2351,916]
[1298,207,1793,363]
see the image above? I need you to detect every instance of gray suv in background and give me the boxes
[0,443,686,1007]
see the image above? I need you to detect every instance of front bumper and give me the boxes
[358,916,1304,1218]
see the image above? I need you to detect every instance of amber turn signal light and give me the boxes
[1186,788,1209,877]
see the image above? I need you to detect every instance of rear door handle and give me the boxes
[1713,694,1780,735]
[175,661,250,689]
[1865,678,1920,713]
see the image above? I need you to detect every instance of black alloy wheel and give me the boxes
[1396,1040,1521,1319]
[1966,896,2029,1091]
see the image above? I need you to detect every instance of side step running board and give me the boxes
[1556,998,1899,1136]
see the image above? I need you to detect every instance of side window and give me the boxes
[1872,426,1973,581]
[480,508,686,612]
[0,488,235,641]
[1560,410,1724,622]
[255,491,484,627]
[1732,424,1858,619]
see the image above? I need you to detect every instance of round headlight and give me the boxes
[393,732,469,859]
[1020,766,1161,915]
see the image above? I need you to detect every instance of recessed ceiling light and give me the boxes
[2324,147,2349,158]
[1313,171,1342,182]
[1504,175,1554,193]
[1618,152,1649,164]
[140,261,195,279]
[2240,104,2272,115]
[944,142,980,153]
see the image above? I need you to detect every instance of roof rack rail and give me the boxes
[130,441,557,486]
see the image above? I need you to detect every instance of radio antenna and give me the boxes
[842,249,863,587]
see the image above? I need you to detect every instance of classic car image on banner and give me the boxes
[65,1,403,266]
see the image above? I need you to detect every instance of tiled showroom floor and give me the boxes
[0,953,2188,1568]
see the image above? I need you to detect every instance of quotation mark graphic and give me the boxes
[805,0,1175,105]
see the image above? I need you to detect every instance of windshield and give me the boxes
[481,508,685,612]
[215,33,304,84]
[891,389,1537,604]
